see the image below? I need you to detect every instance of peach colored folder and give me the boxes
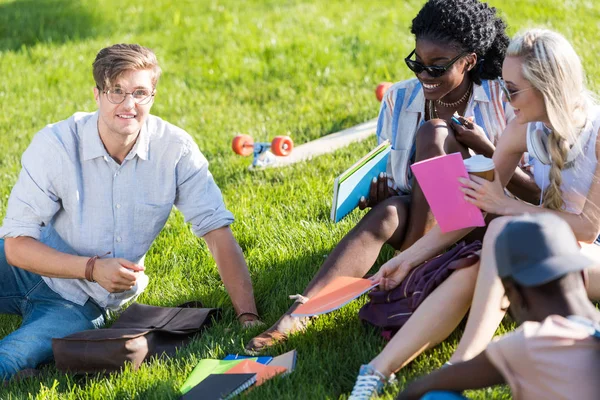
[225,359,287,386]
[291,277,378,317]
[410,152,485,233]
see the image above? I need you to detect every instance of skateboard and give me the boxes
[232,134,294,168]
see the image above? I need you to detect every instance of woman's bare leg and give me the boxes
[449,217,512,363]
[245,196,411,352]
[369,263,480,376]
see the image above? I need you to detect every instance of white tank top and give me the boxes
[528,106,600,213]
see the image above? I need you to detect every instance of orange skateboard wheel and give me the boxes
[232,134,254,156]
[271,136,293,156]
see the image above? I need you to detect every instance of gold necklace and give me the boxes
[436,83,472,108]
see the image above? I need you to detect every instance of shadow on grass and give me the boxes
[134,380,180,399]
[0,0,106,52]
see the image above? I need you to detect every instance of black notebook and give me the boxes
[179,373,256,400]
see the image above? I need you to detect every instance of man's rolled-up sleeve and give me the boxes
[174,141,234,238]
[0,133,62,240]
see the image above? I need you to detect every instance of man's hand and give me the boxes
[93,258,145,293]
[370,256,413,291]
[359,172,400,210]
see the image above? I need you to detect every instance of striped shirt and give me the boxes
[376,78,514,193]
[0,112,234,310]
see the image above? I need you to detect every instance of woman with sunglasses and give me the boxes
[245,0,535,355]
[352,29,600,399]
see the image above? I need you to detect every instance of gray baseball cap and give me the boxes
[495,213,594,286]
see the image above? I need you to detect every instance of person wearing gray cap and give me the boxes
[397,213,600,400]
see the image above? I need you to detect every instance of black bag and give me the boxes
[52,302,220,374]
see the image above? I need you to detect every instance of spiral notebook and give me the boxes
[225,359,288,386]
[180,359,252,395]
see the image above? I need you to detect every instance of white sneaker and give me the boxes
[349,364,395,400]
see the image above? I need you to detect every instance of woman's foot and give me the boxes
[349,364,395,400]
[244,313,309,354]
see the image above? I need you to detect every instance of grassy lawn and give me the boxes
[0,0,599,398]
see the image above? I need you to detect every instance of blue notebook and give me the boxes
[223,354,273,365]
[331,140,391,222]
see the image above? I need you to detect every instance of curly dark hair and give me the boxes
[411,0,509,84]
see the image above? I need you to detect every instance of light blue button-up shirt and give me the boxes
[0,112,234,310]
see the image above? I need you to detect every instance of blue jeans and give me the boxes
[0,239,105,380]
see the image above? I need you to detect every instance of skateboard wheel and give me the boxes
[271,136,293,156]
[375,82,392,102]
[232,134,254,156]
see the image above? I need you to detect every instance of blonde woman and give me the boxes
[349,29,600,399]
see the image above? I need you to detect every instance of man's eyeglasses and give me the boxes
[404,49,468,78]
[498,78,532,103]
[101,87,155,105]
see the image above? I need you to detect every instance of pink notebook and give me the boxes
[410,153,485,233]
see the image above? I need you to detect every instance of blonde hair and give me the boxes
[92,44,162,90]
[507,29,593,210]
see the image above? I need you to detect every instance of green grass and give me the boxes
[0,0,599,398]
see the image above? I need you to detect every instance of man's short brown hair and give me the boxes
[92,44,162,90]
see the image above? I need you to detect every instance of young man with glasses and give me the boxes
[0,44,260,381]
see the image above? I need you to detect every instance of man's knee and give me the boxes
[0,332,52,380]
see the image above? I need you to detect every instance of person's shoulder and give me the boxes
[482,79,501,91]
[30,112,94,153]
[387,78,420,96]
[382,78,421,107]
[587,103,600,126]
[521,315,600,341]
[474,79,503,104]
[146,114,196,146]
[486,321,528,360]
[145,114,204,161]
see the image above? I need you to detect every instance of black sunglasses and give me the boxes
[404,49,468,78]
